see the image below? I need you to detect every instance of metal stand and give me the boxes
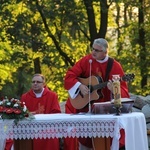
[87,59,92,114]
[114,105,122,116]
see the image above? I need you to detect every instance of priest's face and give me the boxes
[91,44,107,60]
[31,76,45,93]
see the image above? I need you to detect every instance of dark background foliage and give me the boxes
[0,0,149,102]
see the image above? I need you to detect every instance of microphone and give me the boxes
[88,59,92,114]
[89,59,92,64]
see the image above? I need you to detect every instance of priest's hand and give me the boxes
[107,80,113,93]
[79,84,89,96]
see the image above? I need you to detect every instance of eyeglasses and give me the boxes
[92,47,103,52]
[32,81,43,84]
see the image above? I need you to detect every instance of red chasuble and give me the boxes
[5,139,13,150]
[21,86,61,150]
[64,54,129,149]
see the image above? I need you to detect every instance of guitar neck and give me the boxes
[93,81,108,91]
[93,74,133,91]
[93,77,123,91]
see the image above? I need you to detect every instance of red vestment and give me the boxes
[21,87,61,150]
[64,54,129,149]
[5,139,13,150]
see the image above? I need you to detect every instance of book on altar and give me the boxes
[92,98,134,114]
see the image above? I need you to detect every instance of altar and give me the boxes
[0,112,148,150]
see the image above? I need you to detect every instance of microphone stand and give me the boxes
[87,59,92,114]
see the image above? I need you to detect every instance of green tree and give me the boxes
[0,0,149,101]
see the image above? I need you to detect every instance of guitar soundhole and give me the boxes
[88,85,93,93]
[97,76,103,83]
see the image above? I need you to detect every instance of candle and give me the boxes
[112,75,121,107]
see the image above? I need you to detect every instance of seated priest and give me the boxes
[20,73,61,150]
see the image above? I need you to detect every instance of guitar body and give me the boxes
[70,76,103,110]
[69,74,134,110]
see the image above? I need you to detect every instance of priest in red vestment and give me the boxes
[64,38,129,150]
[20,74,61,150]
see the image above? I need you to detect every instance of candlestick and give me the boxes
[112,75,122,115]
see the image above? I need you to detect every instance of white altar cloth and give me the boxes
[0,113,117,139]
[0,112,148,150]
[118,112,148,150]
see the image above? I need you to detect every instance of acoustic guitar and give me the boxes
[70,74,135,109]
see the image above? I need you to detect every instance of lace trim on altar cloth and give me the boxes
[0,118,118,140]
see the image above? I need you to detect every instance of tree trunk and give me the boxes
[97,0,109,38]
[138,0,147,88]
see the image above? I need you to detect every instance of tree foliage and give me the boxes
[0,0,149,101]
